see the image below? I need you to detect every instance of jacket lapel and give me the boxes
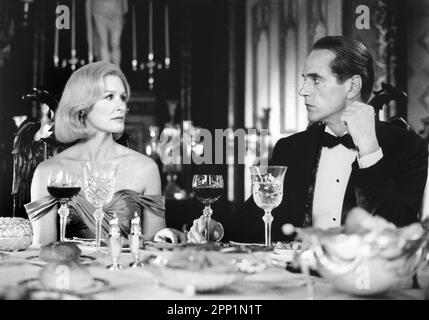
[293,122,325,227]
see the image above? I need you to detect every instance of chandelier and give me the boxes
[130,0,170,89]
[52,0,171,90]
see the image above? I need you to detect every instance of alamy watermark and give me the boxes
[355,5,370,30]
[355,264,371,291]
[55,4,372,31]
[157,128,270,166]
[55,5,70,30]
[55,264,70,291]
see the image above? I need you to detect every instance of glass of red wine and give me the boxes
[47,169,81,242]
[192,175,224,242]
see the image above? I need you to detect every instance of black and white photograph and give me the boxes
[0,0,428,310]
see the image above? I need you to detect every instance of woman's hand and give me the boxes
[153,228,187,244]
[187,216,224,243]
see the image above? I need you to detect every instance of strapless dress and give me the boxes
[25,189,165,239]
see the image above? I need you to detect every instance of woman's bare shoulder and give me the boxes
[34,155,63,173]
[116,144,157,169]
[34,147,82,174]
[115,145,161,193]
[123,149,158,172]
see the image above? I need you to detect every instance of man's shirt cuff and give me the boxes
[357,147,383,169]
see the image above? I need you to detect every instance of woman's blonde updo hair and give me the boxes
[54,61,130,144]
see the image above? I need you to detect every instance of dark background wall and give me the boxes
[0,0,245,222]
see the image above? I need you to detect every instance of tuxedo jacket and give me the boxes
[225,121,428,243]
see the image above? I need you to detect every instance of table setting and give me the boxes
[0,168,428,300]
[0,233,427,300]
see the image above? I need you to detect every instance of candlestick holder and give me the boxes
[107,213,123,270]
[129,212,144,268]
[144,126,160,160]
[130,1,171,90]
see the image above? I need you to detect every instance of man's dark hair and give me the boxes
[312,36,375,102]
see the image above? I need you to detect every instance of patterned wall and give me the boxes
[408,0,429,133]
[344,0,406,122]
[243,0,425,199]
[245,0,342,141]
[244,0,342,198]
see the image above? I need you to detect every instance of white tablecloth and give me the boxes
[0,247,425,300]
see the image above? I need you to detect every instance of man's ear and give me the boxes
[345,75,362,100]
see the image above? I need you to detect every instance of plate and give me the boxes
[228,241,273,252]
[25,254,96,266]
[68,238,131,253]
[0,284,85,300]
[18,277,110,296]
[145,249,245,294]
[273,241,302,250]
[268,250,299,264]
[67,238,108,247]
[144,241,226,251]
[146,264,243,294]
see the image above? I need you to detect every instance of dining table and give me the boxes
[0,242,427,301]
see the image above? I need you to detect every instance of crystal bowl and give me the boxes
[146,249,244,294]
[294,208,429,297]
[310,234,427,296]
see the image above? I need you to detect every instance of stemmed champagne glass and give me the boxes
[192,175,224,242]
[47,170,81,242]
[250,166,287,247]
[82,161,118,251]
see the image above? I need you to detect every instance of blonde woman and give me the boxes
[25,62,174,246]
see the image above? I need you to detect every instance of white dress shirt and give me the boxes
[312,126,383,229]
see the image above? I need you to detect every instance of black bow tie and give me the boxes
[321,132,356,150]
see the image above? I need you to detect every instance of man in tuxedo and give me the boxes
[186,36,428,244]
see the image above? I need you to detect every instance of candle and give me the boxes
[131,212,141,235]
[132,4,137,70]
[70,0,76,70]
[53,1,59,66]
[85,0,93,63]
[164,3,170,67]
[71,0,75,53]
[148,0,153,59]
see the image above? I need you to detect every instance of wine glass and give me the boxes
[82,161,118,251]
[47,170,81,242]
[192,175,224,242]
[250,166,287,247]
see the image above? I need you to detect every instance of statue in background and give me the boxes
[87,0,128,65]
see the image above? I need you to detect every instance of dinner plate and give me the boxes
[268,250,299,264]
[273,247,301,255]
[229,241,266,247]
[18,277,110,296]
[146,264,243,294]
[25,254,96,266]
[68,238,131,253]
[144,241,226,252]
[67,238,108,247]
[228,241,274,252]
[21,290,85,300]
[0,284,85,300]
[273,241,302,251]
